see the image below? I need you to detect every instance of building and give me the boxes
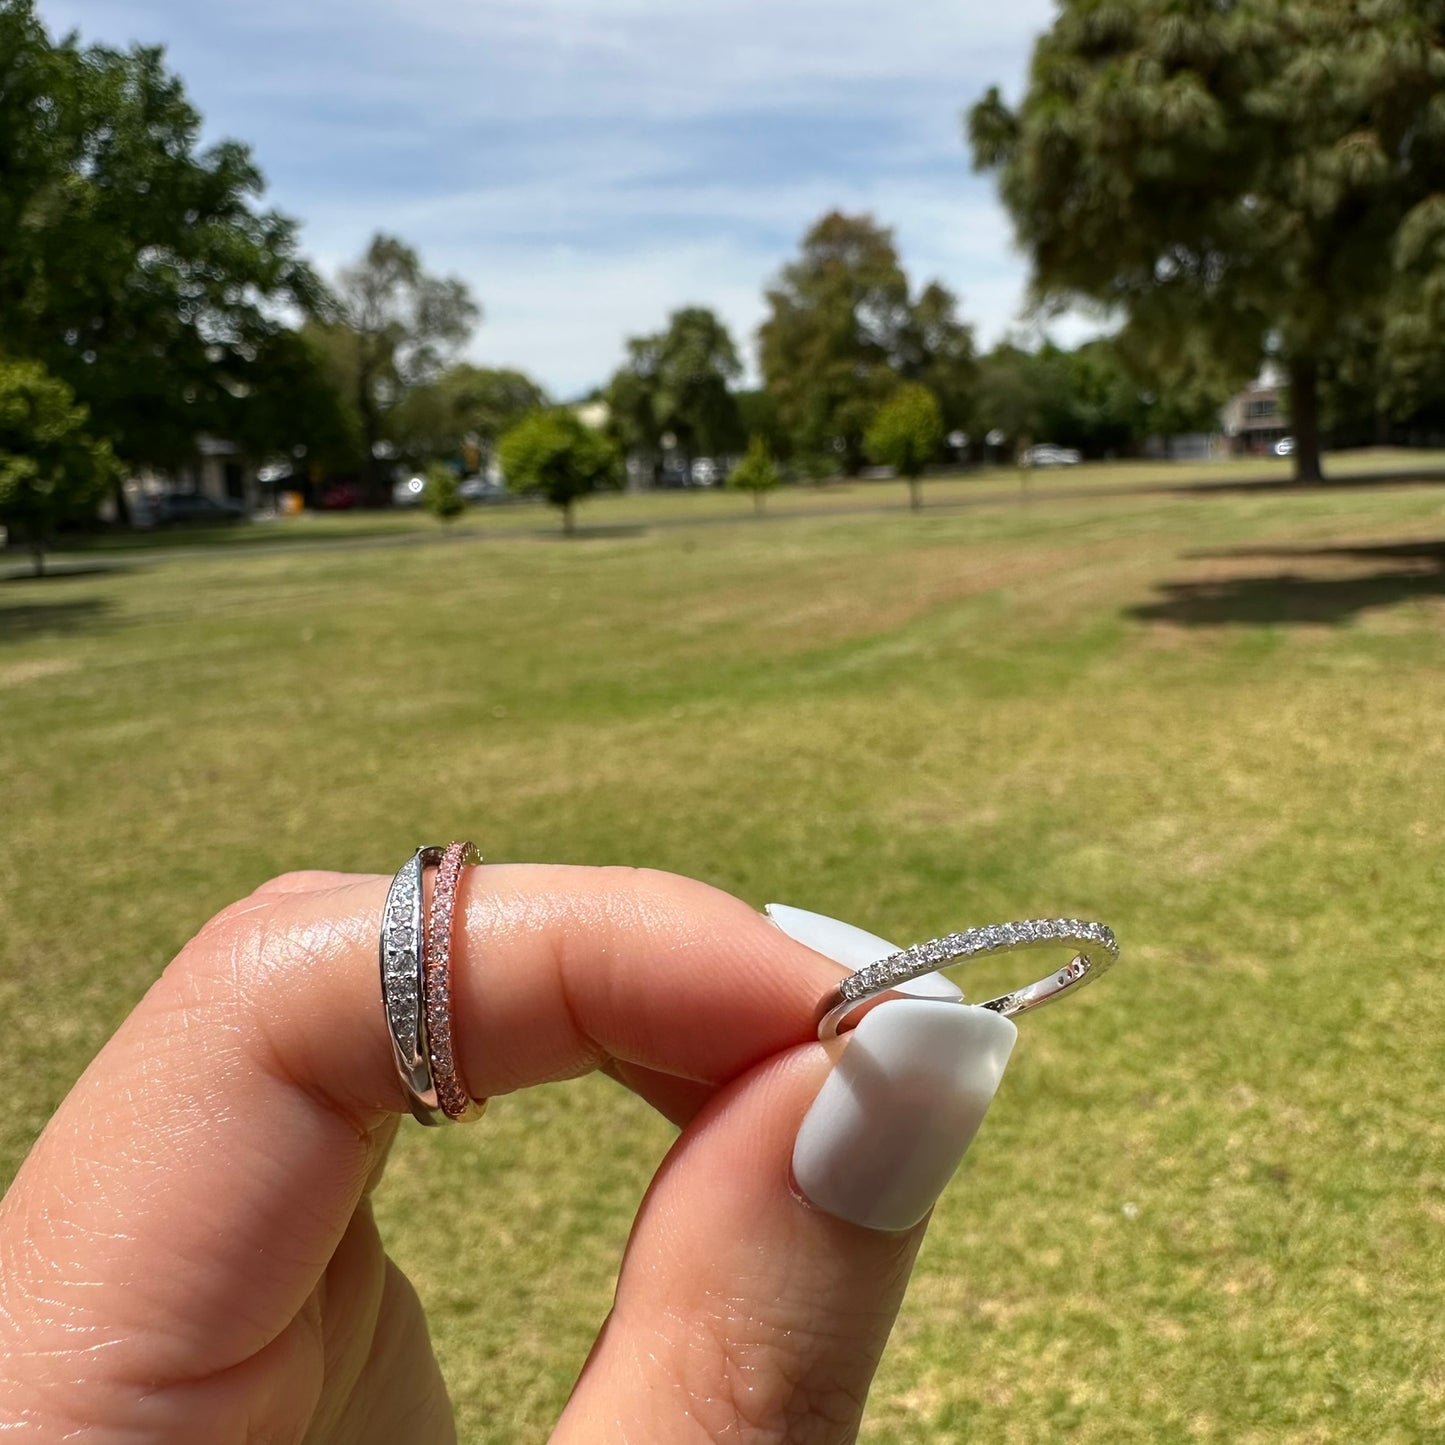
[1221,378,1290,456]
[114,436,262,523]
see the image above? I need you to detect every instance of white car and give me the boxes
[1274,437,1295,457]
[460,475,507,502]
[1020,444,1082,467]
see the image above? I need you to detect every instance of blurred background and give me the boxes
[3,1,1443,1439]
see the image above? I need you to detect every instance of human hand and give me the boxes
[0,865,1014,1442]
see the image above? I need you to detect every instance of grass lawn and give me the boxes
[26,445,1445,572]
[3,471,1444,1440]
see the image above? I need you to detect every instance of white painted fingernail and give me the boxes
[765,903,963,1001]
[792,1000,1016,1232]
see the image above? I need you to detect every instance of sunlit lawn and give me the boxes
[3,471,1444,1440]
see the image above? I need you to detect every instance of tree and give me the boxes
[0,2,330,516]
[760,213,977,473]
[387,364,547,474]
[973,335,1231,459]
[323,236,480,503]
[899,282,978,433]
[865,384,944,511]
[969,0,1445,484]
[0,356,118,575]
[606,307,743,480]
[735,389,790,461]
[759,213,911,475]
[217,328,361,483]
[440,366,548,467]
[498,410,622,534]
[728,437,781,515]
[423,463,465,524]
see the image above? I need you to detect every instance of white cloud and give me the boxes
[37,0,1095,394]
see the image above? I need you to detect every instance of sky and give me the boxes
[36,0,1090,399]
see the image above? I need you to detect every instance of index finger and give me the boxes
[0,864,845,1401]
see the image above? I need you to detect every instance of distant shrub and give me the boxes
[424,463,466,523]
[728,436,781,514]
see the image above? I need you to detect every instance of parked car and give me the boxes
[1274,436,1296,457]
[392,476,426,507]
[459,475,507,502]
[151,492,248,526]
[690,457,725,486]
[1020,444,1083,467]
[319,482,362,511]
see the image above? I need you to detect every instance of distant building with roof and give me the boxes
[1222,376,1290,456]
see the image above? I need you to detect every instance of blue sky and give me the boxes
[37,0,1087,398]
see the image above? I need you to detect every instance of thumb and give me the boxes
[557,993,1015,1441]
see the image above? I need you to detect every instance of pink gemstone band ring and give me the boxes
[424,841,486,1123]
[379,843,487,1126]
[815,918,1119,1041]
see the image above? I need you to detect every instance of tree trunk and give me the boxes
[110,475,132,527]
[753,491,765,516]
[908,477,922,511]
[30,538,46,578]
[1289,356,1324,483]
[563,500,576,535]
[357,364,389,507]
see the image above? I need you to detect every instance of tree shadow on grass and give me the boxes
[0,596,113,644]
[1166,466,1445,498]
[1127,539,1445,627]
[2,562,130,582]
[554,524,649,541]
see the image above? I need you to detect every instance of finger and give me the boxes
[764,903,963,1000]
[249,869,355,897]
[558,1000,1018,1442]
[602,1060,717,1129]
[603,900,978,1141]
[306,1205,456,1445]
[0,864,844,1406]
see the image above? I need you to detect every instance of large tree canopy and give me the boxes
[314,235,480,502]
[606,307,743,475]
[387,364,548,473]
[0,0,328,496]
[973,336,1226,458]
[759,213,975,474]
[969,0,1445,481]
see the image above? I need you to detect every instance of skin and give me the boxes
[0,865,933,1443]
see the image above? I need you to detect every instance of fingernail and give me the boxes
[765,903,963,1001]
[792,1000,1017,1232]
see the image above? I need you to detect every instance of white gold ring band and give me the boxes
[815,918,1119,1040]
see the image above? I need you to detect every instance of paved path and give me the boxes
[7,466,1444,581]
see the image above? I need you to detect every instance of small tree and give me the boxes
[865,383,944,511]
[424,463,465,523]
[498,410,622,534]
[728,437,780,515]
[0,357,117,575]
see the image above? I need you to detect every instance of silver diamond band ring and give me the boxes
[815,918,1119,1040]
[380,847,447,1125]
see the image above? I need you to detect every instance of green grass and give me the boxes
[4,470,1444,1440]
[30,445,1445,570]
